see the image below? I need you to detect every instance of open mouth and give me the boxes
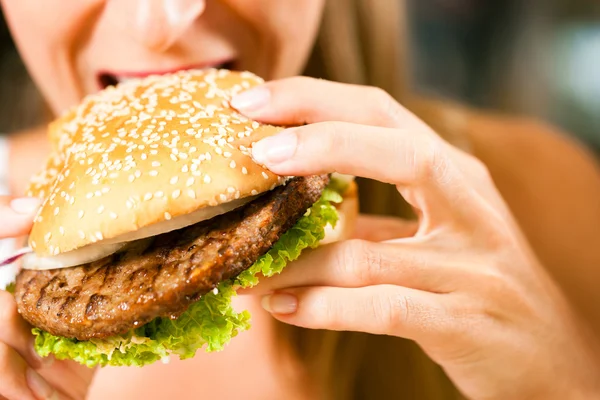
[97,59,237,89]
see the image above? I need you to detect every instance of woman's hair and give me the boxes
[284,0,468,398]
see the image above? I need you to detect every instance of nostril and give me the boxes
[98,73,119,89]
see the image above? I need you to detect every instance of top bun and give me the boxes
[27,69,287,257]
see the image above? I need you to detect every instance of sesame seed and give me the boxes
[227,187,235,193]
[170,176,179,184]
[95,232,104,240]
[229,160,236,168]
[78,210,85,219]
[155,191,164,198]
[203,175,211,184]
[144,193,153,201]
[54,207,60,216]
[97,205,105,214]
[186,177,195,187]
[262,171,269,179]
[219,194,227,202]
[109,212,118,219]
[78,231,85,239]
[149,170,158,177]
[172,189,181,199]
[164,212,172,220]
[59,226,65,235]
[187,189,196,199]
[242,167,248,175]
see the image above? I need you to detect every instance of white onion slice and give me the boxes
[21,243,126,270]
[21,195,259,270]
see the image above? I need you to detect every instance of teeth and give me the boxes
[116,77,136,84]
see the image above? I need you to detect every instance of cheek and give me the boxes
[1,0,101,115]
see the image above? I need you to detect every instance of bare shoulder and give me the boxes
[467,111,600,325]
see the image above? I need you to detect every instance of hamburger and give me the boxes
[8,69,357,368]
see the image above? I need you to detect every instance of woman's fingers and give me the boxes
[0,343,57,400]
[249,122,480,224]
[241,239,460,296]
[230,76,428,132]
[0,196,40,239]
[351,214,418,242]
[0,291,50,370]
[262,285,449,341]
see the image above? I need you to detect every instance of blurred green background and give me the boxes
[407,0,600,153]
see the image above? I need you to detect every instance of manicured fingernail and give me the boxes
[26,369,58,400]
[230,87,270,112]
[10,197,41,215]
[261,293,297,314]
[252,130,297,165]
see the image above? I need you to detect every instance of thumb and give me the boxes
[0,196,40,239]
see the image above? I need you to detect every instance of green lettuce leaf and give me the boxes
[33,183,342,368]
[5,282,15,294]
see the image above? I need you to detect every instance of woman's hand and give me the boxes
[231,78,600,400]
[0,196,93,400]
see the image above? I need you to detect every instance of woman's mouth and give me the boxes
[97,59,236,89]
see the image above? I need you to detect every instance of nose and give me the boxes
[105,0,206,52]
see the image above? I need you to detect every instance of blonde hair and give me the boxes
[281,0,472,398]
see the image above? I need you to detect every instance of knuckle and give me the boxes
[337,240,381,285]
[368,87,403,126]
[464,153,492,183]
[409,136,449,185]
[372,291,412,334]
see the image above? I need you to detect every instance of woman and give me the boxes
[1,1,600,399]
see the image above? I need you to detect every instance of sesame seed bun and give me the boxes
[26,69,289,260]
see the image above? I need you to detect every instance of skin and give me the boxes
[1,0,600,399]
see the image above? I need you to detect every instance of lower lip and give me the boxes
[97,59,236,90]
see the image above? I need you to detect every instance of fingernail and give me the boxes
[26,369,58,400]
[261,293,297,314]
[10,197,41,215]
[252,130,297,165]
[230,87,270,112]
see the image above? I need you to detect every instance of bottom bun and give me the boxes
[322,180,359,244]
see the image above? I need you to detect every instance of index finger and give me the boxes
[250,122,474,223]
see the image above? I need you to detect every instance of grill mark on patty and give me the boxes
[14,176,329,340]
[58,295,77,318]
[85,294,106,318]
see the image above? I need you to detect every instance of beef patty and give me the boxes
[15,175,328,340]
